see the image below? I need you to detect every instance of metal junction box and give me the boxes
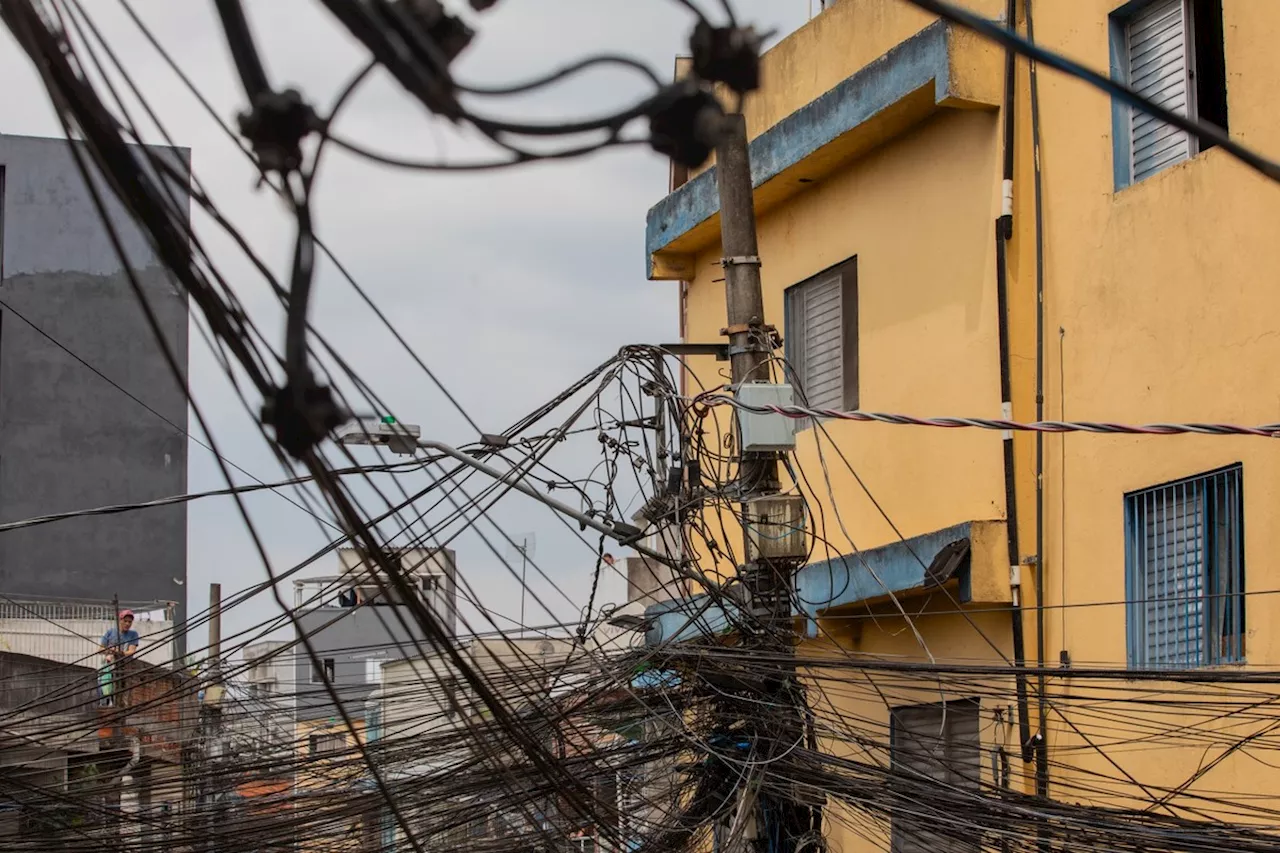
[744,495,808,562]
[735,382,796,453]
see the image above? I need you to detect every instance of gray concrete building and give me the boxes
[0,134,190,649]
[292,547,458,722]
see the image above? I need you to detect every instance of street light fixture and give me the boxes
[334,416,421,456]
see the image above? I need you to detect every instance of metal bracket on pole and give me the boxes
[720,255,761,268]
[719,323,782,353]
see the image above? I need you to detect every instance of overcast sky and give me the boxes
[0,0,813,653]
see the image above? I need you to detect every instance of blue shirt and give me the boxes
[101,627,140,654]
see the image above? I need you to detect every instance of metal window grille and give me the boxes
[889,699,981,853]
[0,600,172,620]
[1126,0,1193,181]
[1125,465,1244,667]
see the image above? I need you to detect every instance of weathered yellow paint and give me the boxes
[652,20,1005,279]
[650,250,697,280]
[1019,0,1280,821]
[662,0,1280,847]
[684,102,1009,578]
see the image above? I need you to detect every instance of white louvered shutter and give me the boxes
[792,271,843,410]
[1127,0,1193,182]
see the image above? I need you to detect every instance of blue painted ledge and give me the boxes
[795,522,972,637]
[645,20,997,279]
[643,522,975,646]
[644,594,739,647]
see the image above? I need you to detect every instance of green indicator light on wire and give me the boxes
[381,416,396,425]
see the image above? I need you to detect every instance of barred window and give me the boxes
[1125,465,1244,667]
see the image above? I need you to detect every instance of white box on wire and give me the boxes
[736,382,797,453]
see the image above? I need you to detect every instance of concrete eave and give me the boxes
[794,519,1011,637]
[643,594,740,647]
[642,519,1009,647]
[645,20,1002,280]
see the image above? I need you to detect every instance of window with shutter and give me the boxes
[1113,0,1229,188]
[1128,0,1192,182]
[784,258,857,425]
[889,699,982,853]
[1125,465,1244,667]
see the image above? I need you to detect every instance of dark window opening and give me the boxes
[1191,0,1228,141]
[889,699,982,853]
[311,657,335,684]
[308,733,345,756]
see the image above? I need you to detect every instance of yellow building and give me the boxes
[646,0,1280,850]
[293,716,372,852]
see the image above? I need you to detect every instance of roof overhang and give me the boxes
[641,519,1010,646]
[645,20,1002,279]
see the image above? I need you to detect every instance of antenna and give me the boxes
[506,534,536,638]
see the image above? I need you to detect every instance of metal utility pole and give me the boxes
[714,115,819,853]
[209,582,222,680]
[716,114,777,495]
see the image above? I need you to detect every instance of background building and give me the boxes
[0,133,190,652]
[292,546,458,724]
[234,639,298,757]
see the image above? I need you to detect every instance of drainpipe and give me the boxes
[1026,0,1052,804]
[995,0,1034,767]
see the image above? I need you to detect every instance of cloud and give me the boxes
[0,0,809,644]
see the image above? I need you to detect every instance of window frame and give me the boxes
[783,256,858,429]
[1124,463,1245,668]
[1109,0,1228,189]
[311,657,335,684]
[364,658,383,684]
[888,698,982,853]
[308,732,345,756]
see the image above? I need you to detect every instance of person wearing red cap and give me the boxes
[98,610,140,706]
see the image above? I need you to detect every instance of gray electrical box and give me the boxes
[736,383,797,453]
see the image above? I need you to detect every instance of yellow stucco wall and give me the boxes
[669,0,1280,847]
[682,43,1009,573]
[1017,0,1280,819]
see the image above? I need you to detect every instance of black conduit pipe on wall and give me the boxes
[1026,0,1052,804]
[995,0,1035,767]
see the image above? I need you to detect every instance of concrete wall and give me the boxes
[335,546,459,636]
[0,134,189,651]
[293,605,438,722]
[0,616,174,667]
[237,640,298,756]
[380,637,573,741]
